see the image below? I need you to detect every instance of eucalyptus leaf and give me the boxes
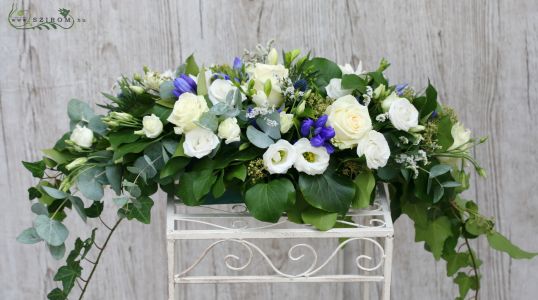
[16,227,43,244]
[67,99,95,124]
[246,125,274,149]
[159,81,176,100]
[106,165,123,195]
[48,243,66,260]
[429,164,452,178]
[68,196,87,222]
[31,203,48,215]
[42,186,69,199]
[34,215,68,246]
[76,167,106,201]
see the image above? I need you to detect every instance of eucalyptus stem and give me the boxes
[464,236,480,300]
[79,218,123,300]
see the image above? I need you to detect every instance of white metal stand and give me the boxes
[167,187,394,300]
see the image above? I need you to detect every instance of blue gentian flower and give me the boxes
[173,74,197,97]
[294,79,308,92]
[300,115,335,154]
[233,57,242,70]
[212,73,231,80]
[395,83,408,96]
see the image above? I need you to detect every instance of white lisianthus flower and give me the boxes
[356,131,391,169]
[279,112,294,134]
[339,61,364,75]
[448,122,472,151]
[134,114,163,138]
[183,126,220,158]
[381,92,401,112]
[70,125,94,148]
[325,78,353,99]
[325,95,373,149]
[388,98,419,132]
[167,92,209,134]
[218,117,241,144]
[249,63,289,107]
[142,71,163,90]
[293,138,330,175]
[262,140,297,174]
[208,79,245,105]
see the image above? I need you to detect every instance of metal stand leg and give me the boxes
[167,239,175,300]
[382,235,393,300]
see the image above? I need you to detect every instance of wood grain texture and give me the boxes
[1,0,537,299]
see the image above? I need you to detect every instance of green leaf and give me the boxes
[48,243,66,260]
[298,171,355,214]
[120,196,154,224]
[22,160,46,178]
[175,169,216,205]
[67,99,95,124]
[445,252,472,276]
[195,112,218,132]
[197,67,208,95]
[47,288,67,300]
[159,81,176,100]
[419,82,438,119]
[212,171,226,198]
[352,170,375,209]
[255,111,281,140]
[88,115,107,135]
[453,272,478,300]
[42,186,68,199]
[112,139,155,161]
[31,203,48,215]
[301,207,338,231]
[414,216,453,260]
[68,196,87,222]
[160,157,190,179]
[106,165,123,195]
[84,201,103,218]
[465,218,492,236]
[16,227,43,244]
[225,164,247,182]
[341,74,367,93]
[244,178,295,222]
[76,167,106,201]
[436,115,454,151]
[42,149,76,165]
[246,125,274,148]
[28,187,42,200]
[150,104,172,123]
[432,184,444,203]
[130,155,158,180]
[441,181,461,188]
[113,196,129,206]
[306,57,342,94]
[429,164,452,178]
[54,263,82,293]
[34,215,68,246]
[184,54,199,76]
[487,231,538,259]
[108,129,140,149]
[401,201,429,228]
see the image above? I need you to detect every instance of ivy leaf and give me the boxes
[341,74,367,93]
[225,164,247,182]
[487,231,538,259]
[212,171,226,198]
[34,215,68,246]
[445,252,472,276]
[175,169,216,205]
[84,201,103,218]
[298,171,355,214]
[16,227,43,244]
[22,160,46,178]
[244,178,295,223]
[306,57,342,94]
[118,196,154,224]
[401,201,429,228]
[301,207,338,231]
[47,288,67,300]
[436,116,454,151]
[453,272,479,300]
[414,216,453,260]
[54,263,82,294]
[352,170,375,209]
[160,157,190,179]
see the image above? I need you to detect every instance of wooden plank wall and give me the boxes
[1,0,537,299]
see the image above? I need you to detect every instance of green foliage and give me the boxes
[246,125,274,148]
[299,171,355,214]
[487,231,538,259]
[34,215,69,247]
[414,216,453,260]
[118,196,154,224]
[352,170,375,209]
[175,169,216,205]
[244,178,295,222]
[301,207,337,231]
[306,57,342,94]
[22,160,46,178]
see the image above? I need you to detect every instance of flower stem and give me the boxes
[464,236,480,300]
[78,218,123,300]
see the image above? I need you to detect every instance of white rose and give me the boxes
[249,63,289,107]
[325,95,373,149]
[135,114,163,138]
[183,126,220,158]
[70,125,94,148]
[325,78,352,99]
[218,117,241,144]
[280,112,294,134]
[339,61,364,75]
[356,130,390,169]
[388,98,419,132]
[208,79,245,105]
[293,138,330,175]
[167,92,209,134]
[262,140,297,174]
[448,122,471,151]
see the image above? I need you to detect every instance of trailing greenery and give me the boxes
[17,43,536,299]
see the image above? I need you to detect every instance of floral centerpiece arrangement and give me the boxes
[17,42,536,299]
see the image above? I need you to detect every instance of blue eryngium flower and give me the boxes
[173,74,197,97]
[300,115,335,154]
[233,57,242,70]
[395,83,408,96]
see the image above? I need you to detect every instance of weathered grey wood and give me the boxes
[1,0,537,299]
